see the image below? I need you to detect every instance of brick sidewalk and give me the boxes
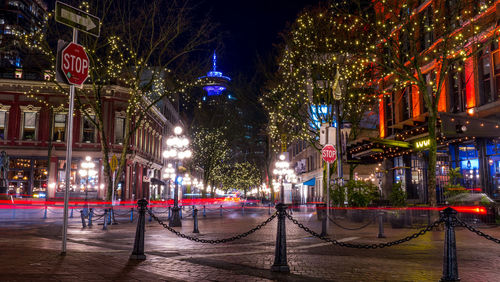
[1,209,499,281]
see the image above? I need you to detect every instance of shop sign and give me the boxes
[414,138,431,150]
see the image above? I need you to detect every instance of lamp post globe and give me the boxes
[163,126,191,227]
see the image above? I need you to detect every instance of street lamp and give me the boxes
[163,126,192,227]
[273,154,293,203]
[79,156,96,214]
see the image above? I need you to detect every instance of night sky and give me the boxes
[201,0,322,77]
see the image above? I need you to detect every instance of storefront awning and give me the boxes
[440,113,500,138]
[150,178,166,185]
[303,178,315,186]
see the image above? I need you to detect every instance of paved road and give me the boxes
[0,206,499,281]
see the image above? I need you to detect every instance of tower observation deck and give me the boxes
[198,52,231,97]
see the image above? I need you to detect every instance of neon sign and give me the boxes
[414,138,431,150]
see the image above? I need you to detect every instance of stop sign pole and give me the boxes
[322,142,337,236]
[60,28,79,255]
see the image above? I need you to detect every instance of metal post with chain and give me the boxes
[271,203,290,273]
[130,199,148,260]
[440,207,459,282]
[80,210,86,228]
[193,209,199,233]
[88,208,93,227]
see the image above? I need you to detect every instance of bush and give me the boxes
[389,182,407,207]
[443,167,468,202]
[343,180,379,207]
[330,184,346,207]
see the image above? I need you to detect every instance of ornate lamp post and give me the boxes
[273,154,293,203]
[163,126,192,227]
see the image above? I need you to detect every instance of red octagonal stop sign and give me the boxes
[61,42,89,86]
[322,144,337,163]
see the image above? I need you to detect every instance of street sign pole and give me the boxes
[61,28,78,256]
[326,134,330,224]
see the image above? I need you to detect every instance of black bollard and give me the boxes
[203,205,206,217]
[70,208,73,218]
[268,203,271,215]
[148,207,153,222]
[88,208,93,227]
[271,203,290,273]
[111,207,118,225]
[103,209,108,230]
[130,199,148,260]
[220,205,223,217]
[180,206,182,219]
[242,202,245,214]
[440,207,460,282]
[130,208,134,222]
[107,209,112,225]
[43,205,48,219]
[80,210,87,228]
[320,207,327,237]
[377,210,386,238]
[168,206,171,219]
[193,209,200,233]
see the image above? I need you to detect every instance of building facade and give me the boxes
[348,0,500,203]
[0,78,180,201]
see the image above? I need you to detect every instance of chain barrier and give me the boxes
[327,215,375,231]
[455,218,500,244]
[147,208,277,244]
[285,213,443,249]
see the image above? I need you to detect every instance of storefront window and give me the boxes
[457,144,480,190]
[57,158,100,195]
[487,140,500,199]
[57,159,78,192]
[8,158,31,196]
[33,159,48,197]
[7,158,48,197]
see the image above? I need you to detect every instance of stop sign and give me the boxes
[60,42,89,86]
[322,144,337,163]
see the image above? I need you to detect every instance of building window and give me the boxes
[53,113,66,142]
[401,87,412,121]
[420,5,434,51]
[448,65,466,113]
[82,115,96,143]
[22,111,37,140]
[384,95,394,135]
[0,110,7,140]
[114,116,125,144]
[478,42,500,105]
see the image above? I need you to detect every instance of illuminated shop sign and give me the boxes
[413,138,431,150]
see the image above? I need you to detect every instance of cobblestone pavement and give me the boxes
[0,206,499,281]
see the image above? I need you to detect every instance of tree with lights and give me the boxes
[333,0,499,205]
[225,161,261,197]
[191,128,231,198]
[261,5,377,185]
[21,0,215,200]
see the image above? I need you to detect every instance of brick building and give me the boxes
[0,78,180,200]
[348,0,500,203]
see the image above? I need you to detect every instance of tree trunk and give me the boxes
[427,113,438,206]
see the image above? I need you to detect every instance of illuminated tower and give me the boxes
[198,52,231,100]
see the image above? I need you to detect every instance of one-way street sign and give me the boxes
[55,1,100,37]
